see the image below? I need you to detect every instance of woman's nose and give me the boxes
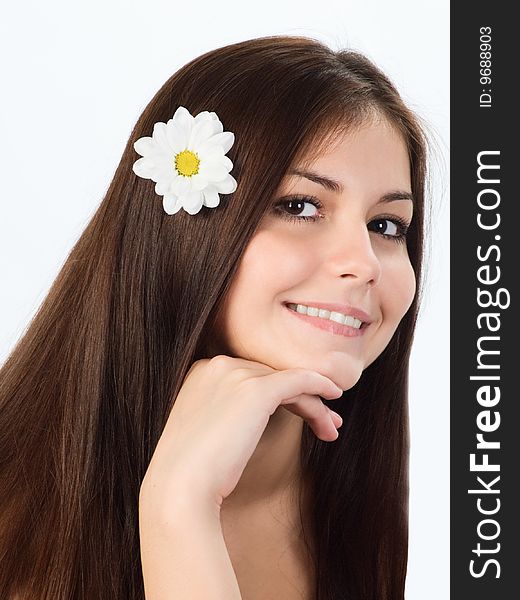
[328,222,382,287]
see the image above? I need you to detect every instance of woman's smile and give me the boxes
[282,302,370,338]
[283,303,367,338]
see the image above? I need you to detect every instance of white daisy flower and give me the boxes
[132,106,238,215]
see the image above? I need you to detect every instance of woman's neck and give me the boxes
[220,406,304,512]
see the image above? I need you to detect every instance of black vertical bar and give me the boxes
[451,3,517,598]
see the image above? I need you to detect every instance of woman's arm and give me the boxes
[137,356,341,598]
[139,486,242,600]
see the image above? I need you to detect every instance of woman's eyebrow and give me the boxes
[288,168,344,193]
[287,168,414,204]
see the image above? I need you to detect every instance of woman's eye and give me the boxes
[273,195,410,245]
[371,219,398,236]
[367,217,410,244]
[273,195,323,222]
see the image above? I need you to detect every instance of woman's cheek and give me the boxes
[382,253,416,316]
[401,260,417,315]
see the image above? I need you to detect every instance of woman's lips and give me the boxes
[283,303,367,338]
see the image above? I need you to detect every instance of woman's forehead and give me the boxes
[291,114,405,170]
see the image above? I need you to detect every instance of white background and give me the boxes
[0,1,449,597]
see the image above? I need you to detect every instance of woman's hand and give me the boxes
[139,355,343,513]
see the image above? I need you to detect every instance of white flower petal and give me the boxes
[198,162,230,182]
[133,158,172,183]
[170,108,195,150]
[188,120,216,150]
[152,122,171,152]
[150,171,167,184]
[146,156,175,183]
[155,181,170,196]
[197,146,224,163]
[195,111,224,135]
[163,194,183,215]
[166,120,189,152]
[134,136,157,156]
[194,111,212,123]
[154,166,175,183]
[153,153,175,171]
[210,119,224,136]
[180,191,204,215]
[213,174,237,194]
[171,175,192,196]
[198,131,234,156]
[177,121,195,151]
[210,154,233,172]
[218,131,234,153]
[208,112,224,134]
[190,173,209,191]
[168,176,182,195]
[202,186,221,208]
[132,156,156,179]
[172,106,194,130]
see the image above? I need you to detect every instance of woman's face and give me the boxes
[209,118,416,391]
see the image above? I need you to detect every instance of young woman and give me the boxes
[0,35,429,599]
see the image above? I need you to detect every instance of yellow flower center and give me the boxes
[174,149,200,177]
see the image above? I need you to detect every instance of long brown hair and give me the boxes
[0,35,429,599]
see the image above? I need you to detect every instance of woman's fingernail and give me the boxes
[331,410,343,426]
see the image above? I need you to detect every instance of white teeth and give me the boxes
[288,303,363,329]
[330,311,348,325]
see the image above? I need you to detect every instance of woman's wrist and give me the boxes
[139,486,241,599]
[139,471,222,528]
[139,487,221,536]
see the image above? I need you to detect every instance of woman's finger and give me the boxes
[254,367,343,408]
[280,393,340,441]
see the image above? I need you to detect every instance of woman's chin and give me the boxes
[263,352,365,393]
[324,367,363,393]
